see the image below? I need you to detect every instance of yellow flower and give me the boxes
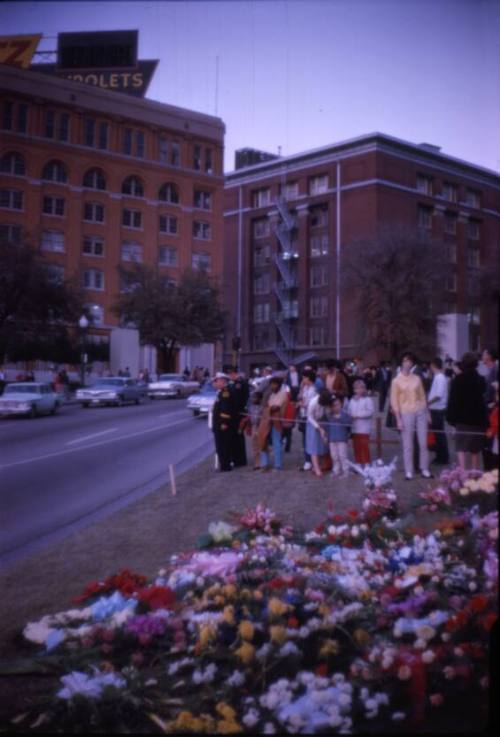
[238,620,255,641]
[235,642,255,665]
[222,605,235,625]
[223,584,237,599]
[240,588,252,601]
[269,625,287,645]
[214,595,225,607]
[199,623,217,649]
[217,719,243,734]
[216,703,237,721]
[176,711,197,729]
[319,638,340,657]
[268,597,289,618]
[354,628,371,647]
[253,590,264,601]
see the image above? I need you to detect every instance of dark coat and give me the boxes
[446,371,488,428]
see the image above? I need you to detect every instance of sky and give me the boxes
[1,0,499,174]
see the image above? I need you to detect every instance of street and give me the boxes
[0,398,213,566]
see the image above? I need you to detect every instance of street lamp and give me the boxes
[78,314,89,387]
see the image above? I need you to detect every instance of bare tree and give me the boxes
[342,226,449,362]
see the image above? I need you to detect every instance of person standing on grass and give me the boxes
[305,388,331,478]
[446,352,488,471]
[328,395,351,477]
[297,370,317,471]
[258,376,289,471]
[348,378,373,465]
[427,357,449,466]
[390,352,432,480]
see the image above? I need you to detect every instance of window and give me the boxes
[158,245,178,266]
[158,135,168,163]
[122,208,142,229]
[84,202,105,223]
[193,144,202,171]
[42,160,67,183]
[45,264,65,284]
[0,189,23,210]
[83,236,104,257]
[121,241,143,262]
[44,110,55,138]
[467,220,480,240]
[0,223,21,244]
[252,188,271,208]
[417,205,433,230]
[310,234,329,257]
[83,168,106,190]
[254,302,270,323]
[192,251,211,271]
[0,151,25,175]
[159,215,178,234]
[122,128,132,155]
[467,247,480,268]
[59,113,69,142]
[98,121,109,150]
[253,273,270,295]
[310,326,326,346]
[310,265,328,287]
[42,196,65,216]
[171,141,180,166]
[135,131,145,158]
[465,189,480,208]
[446,242,457,264]
[193,220,211,240]
[444,213,457,235]
[84,117,95,147]
[442,182,457,202]
[205,148,213,173]
[282,181,298,200]
[254,244,271,267]
[310,296,328,318]
[122,176,144,197]
[446,273,457,292]
[44,110,69,141]
[309,205,328,227]
[41,230,65,252]
[159,182,179,204]
[194,189,212,210]
[83,268,104,291]
[253,218,270,238]
[416,174,433,195]
[2,101,13,130]
[280,299,299,319]
[309,175,328,195]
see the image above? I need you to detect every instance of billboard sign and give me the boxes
[0,34,41,68]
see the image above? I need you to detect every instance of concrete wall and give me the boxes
[437,313,469,361]
[110,328,140,376]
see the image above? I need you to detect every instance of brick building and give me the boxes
[0,64,225,373]
[223,133,500,372]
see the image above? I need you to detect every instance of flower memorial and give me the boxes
[5,468,497,734]
[419,467,498,513]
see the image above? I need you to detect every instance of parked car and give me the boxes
[148,373,200,399]
[187,382,217,416]
[0,382,62,418]
[76,377,148,407]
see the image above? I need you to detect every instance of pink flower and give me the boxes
[429,693,444,707]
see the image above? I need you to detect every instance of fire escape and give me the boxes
[273,196,315,366]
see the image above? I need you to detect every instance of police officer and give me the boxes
[225,364,249,467]
[212,372,234,471]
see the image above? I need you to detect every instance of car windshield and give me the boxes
[159,374,181,381]
[4,384,42,394]
[91,379,124,387]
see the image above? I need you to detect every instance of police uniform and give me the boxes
[228,371,249,467]
[212,383,234,471]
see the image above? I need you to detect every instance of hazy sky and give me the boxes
[1,0,499,173]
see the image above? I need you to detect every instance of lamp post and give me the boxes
[78,315,89,387]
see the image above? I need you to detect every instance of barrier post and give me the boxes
[375,416,383,459]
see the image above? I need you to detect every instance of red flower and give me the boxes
[137,586,176,610]
[469,595,488,614]
[287,617,299,629]
[268,578,287,590]
[314,523,326,535]
[346,509,359,520]
[482,613,497,632]
[315,663,328,677]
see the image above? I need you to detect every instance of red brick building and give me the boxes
[0,64,225,372]
[223,133,500,371]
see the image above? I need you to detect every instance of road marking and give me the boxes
[0,417,200,470]
[66,428,117,446]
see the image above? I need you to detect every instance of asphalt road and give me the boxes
[0,398,214,566]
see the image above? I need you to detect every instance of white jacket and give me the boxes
[348,396,374,434]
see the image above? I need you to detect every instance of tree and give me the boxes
[342,225,449,363]
[113,264,226,369]
[0,237,84,363]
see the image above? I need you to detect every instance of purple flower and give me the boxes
[125,615,167,639]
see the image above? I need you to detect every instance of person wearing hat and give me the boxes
[225,365,249,467]
[212,372,235,471]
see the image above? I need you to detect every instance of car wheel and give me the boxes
[29,405,37,419]
[82,403,90,408]
[135,395,142,405]
[193,409,200,417]
[51,402,59,415]
[117,394,126,406]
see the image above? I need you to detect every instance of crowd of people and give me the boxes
[210,350,498,478]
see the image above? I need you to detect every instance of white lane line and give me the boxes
[0,417,199,470]
[66,428,117,446]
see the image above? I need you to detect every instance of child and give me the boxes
[327,396,351,477]
[348,378,373,465]
[249,391,263,470]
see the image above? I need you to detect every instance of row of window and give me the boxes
[1,101,216,172]
[252,324,329,348]
[1,154,214,208]
[416,175,481,208]
[417,205,481,238]
[252,205,328,239]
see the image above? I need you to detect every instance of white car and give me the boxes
[148,373,200,399]
[187,382,217,416]
[0,382,62,418]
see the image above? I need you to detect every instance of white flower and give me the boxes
[242,708,260,727]
[263,723,276,734]
[422,650,435,664]
[227,670,245,687]
[391,711,406,721]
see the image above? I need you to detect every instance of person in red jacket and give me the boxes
[484,382,498,471]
